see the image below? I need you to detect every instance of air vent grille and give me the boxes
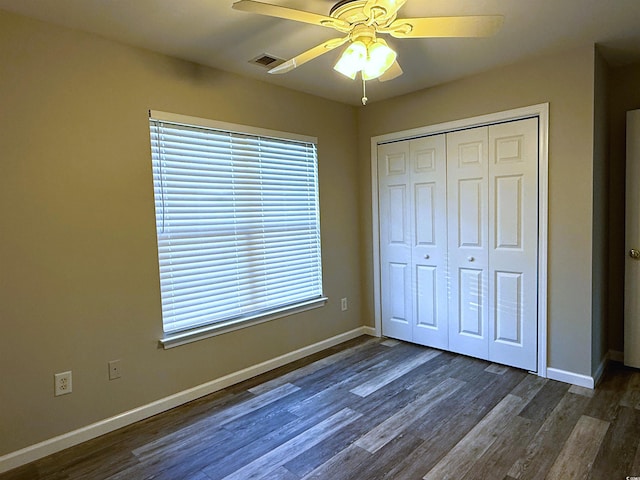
[249,54,284,69]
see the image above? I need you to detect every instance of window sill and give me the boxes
[159,297,328,349]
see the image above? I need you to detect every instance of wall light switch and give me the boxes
[108,360,122,380]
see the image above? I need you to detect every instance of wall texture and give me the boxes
[0,10,361,456]
[592,47,610,376]
[357,47,596,377]
[607,62,640,355]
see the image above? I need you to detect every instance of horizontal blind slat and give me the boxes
[150,116,322,334]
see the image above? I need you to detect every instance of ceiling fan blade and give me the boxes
[268,37,350,74]
[364,0,407,21]
[233,0,350,32]
[384,15,504,38]
[378,60,403,82]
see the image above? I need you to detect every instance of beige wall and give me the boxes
[0,10,361,456]
[608,62,640,355]
[592,47,610,375]
[357,47,596,376]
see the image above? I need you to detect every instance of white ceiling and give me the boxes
[1,0,640,105]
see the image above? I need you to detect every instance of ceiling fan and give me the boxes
[232,0,503,79]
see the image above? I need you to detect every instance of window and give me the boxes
[149,111,325,347]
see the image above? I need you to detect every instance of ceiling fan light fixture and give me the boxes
[333,40,367,79]
[362,39,397,80]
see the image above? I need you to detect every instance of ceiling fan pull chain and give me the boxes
[362,76,368,105]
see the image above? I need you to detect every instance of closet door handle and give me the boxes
[424,254,430,259]
[467,256,475,262]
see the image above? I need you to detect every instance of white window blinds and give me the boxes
[149,112,323,335]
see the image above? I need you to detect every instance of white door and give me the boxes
[488,118,538,371]
[411,135,449,349]
[378,117,539,371]
[379,141,413,342]
[447,126,490,360]
[625,109,640,368]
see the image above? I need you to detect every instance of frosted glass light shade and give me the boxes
[362,40,397,80]
[333,41,367,79]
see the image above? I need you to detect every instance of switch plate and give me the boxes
[341,297,348,311]
[108,360,122,380]
[54,371,72,396]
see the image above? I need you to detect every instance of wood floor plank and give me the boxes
[355,377,465,453]
[545,415,609,480]
[267,466,299,480]
[349,348,441,397]
[485,363,510,375]
[632,439,640,476]
[458,375,549,480]
[133,382,300,460]
[385,370,525,480]
[509,374,548,401]
[569,384,596,398]
[517,378,570,424]
[346,432,425,480]
[213,407,362,480]
[588,405,640,479]
[583,362,629,422]
[461,414,533,480]
[299,443,370,480]
[282,415,372,477]
[506,391,592,480]
[620,371,640,408]
[422,394,525,480]
[248,337,380,395]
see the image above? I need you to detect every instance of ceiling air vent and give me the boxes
[249,53,284,69]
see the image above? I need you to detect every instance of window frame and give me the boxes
[149,110,327,348]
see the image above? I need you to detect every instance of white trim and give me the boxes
[547,367,595,389]
[0,327,374,474]
[592,356,607,387]
[370,103,550,377]
[161,297,328,348]
[371,137,383,338]
[362,325,378,337]
[149,110,317,144]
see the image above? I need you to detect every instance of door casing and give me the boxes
[370,104,549,377]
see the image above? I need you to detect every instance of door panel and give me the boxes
[458,268,485,336]
[379,142,412,342]
[488,118,538,371]
[388,185,407,243]
[494,271,523,345]
[625,110,640,368]
[447,127,489,360]
[458,178,484,247]
[411,135,448,348]
[416,265,437,327]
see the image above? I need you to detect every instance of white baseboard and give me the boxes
[0,326,374,474]
[592,355,607,387]
[362,325,377,337]
[546,367,594,389]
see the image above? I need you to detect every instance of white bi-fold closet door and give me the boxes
[378,117,538,371]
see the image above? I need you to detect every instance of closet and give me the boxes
[378,118,538,371]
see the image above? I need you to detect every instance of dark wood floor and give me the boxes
[3,336,640,479]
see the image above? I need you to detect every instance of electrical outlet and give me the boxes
[108,360,122,380]
[54,371,72,396]
[341,297,348,311]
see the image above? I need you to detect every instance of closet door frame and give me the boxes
[370,103,549,377]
